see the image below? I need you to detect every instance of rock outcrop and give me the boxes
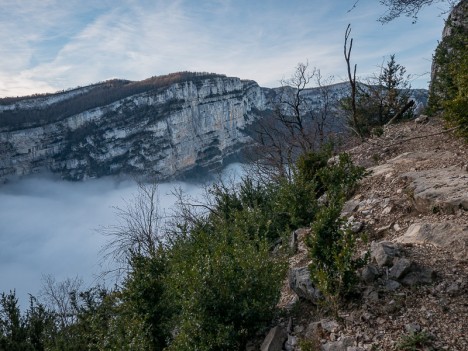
[397,222,468,260]
[272,120,467,351]
[430,0,468,96]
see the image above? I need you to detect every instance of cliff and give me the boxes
[0,75,266,181]
[0,74,427,183]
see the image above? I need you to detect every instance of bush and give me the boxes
[318,153,365,199]
[429,21,468,140]
[0,291,59,351]
[207,178,288,242]
[396,331,434,351]
[307,202,365,313]
[167,221,286,350]
[306,153,366,313]
[119,253,173,350]
[206,172,318,243]
[443,51,468,139]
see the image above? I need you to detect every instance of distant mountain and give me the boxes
[0,73,427,183]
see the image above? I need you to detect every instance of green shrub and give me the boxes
[119,253,173,350]
[207,178,289,242]
[307,203,366,313]
[396,331,434,351]
[429,21,468,140]
[318,153,365,199]
[167,222,286,350]
[273,172,318,231]
[206,172,318,243]
[306,153,366,313]
[443,50,468,139]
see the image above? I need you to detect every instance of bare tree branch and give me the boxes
[40,275,83,329]
[378,0,455,23]
[344,24,363,139]
[99,181,164,272]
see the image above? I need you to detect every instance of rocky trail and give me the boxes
[260,118,468,351]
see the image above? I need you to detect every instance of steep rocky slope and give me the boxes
[267,119,467,351]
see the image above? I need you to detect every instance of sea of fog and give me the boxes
[0,163,244,308]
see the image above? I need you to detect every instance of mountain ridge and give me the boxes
[0,73,427,183]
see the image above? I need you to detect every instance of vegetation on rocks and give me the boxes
[306,153,367,314]
[428,17,468,139]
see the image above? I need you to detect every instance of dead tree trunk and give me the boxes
[386,100,415,125]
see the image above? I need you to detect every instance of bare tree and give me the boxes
[40,275,83,329]
[100,182,163,271]
[251,62,338,181]
[314,70,337,145]
[344,24,363,139]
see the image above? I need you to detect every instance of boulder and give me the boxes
[396,222,468,260]
[260,326,287,351]
[384,279,401,291]
[405,323,421,334]
[289,230,298,254]
[341,199,360,217]
[370,241,400,267]
[361,264,379,283]
[305,319,340,339]
[400,265,435,286]
[362,287,379,302]
[284,334,298,351]
[288,266,321,303]
[414,115,429,124]
[389,258,413,280]
[321,336,354,351]
[350,221,364,233]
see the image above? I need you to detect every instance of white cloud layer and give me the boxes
[0,0,451,97]
[0,164,244,308]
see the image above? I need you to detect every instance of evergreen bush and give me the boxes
[429,22,468,140]
[167,221,285,350]
[306,153,367,313]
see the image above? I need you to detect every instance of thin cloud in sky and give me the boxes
[0,0,451,97]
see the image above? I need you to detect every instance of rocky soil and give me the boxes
[261,118,468,351]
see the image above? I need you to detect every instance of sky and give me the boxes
[0,0,452,98]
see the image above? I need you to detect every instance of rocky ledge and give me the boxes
[260,118,467,351]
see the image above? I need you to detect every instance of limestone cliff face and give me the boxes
[0,74,429,182]
[0,76,266,181]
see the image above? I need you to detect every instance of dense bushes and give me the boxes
[167,221,285,350]
[429,21,468,140]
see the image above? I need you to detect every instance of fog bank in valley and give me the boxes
[0,164,244,308]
